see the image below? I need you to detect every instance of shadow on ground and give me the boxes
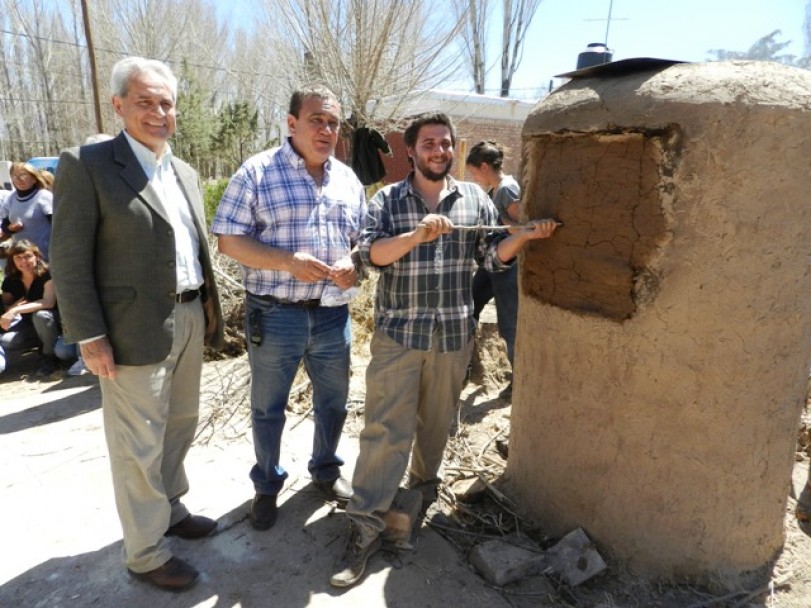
[0,484,509,608]
[0,376,99,434]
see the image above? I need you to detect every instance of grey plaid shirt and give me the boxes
[359,175,511,352]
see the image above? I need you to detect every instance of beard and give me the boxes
[415,155,453,182]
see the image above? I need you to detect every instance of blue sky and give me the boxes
[499,0,807,97]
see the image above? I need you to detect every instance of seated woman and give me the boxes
[0,239,72,376]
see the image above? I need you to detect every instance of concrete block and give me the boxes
[469,538,547,587]
[546,527,606,586]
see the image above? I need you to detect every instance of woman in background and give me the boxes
[0,240,67,376]
[0,162,53,260]
[465,141,521,397]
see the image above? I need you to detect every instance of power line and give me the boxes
[0,26,283,82]
[0,96,94,105]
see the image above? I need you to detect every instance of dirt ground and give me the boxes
[2,309,811,607]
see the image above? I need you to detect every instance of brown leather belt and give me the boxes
[252,293,321,308]
[176,288,200,303]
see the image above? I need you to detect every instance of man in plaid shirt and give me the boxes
[212,86,366,532]
[330,112,558,588]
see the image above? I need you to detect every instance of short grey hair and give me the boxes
[110,57,178,101]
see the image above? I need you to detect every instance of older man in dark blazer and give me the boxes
[50,57,224,592]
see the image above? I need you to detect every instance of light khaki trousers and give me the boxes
[100,299,204,573]
[347,329,472,533]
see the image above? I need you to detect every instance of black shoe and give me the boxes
[165,514,218,539]
[35,356,60,379]
[249,493,278,530]
[128,556,198,592]
[313,476,353,505]
[329,522,382,588]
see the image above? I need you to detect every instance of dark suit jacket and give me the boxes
[50,132,224,366]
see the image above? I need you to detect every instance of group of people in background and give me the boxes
[0,161,86,377]
[36,56,558,593]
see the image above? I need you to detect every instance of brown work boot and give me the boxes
[329,521,381,589]
[165,514,218,539]
[128,556,198,592]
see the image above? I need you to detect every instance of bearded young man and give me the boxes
[330,112,559,588]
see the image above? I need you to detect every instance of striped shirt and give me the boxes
[211,139,367,300]
[359,175,511,352]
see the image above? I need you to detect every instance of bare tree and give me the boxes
[454,0,490,94]
[451,0,542,97]
[267,0,464,127]
[0,2,27,158]
[0,0,93,155]
[500,0,542,97]
[0,0,461,173]
[95,0,195,60]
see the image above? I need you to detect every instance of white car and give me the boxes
[26,156,59,174]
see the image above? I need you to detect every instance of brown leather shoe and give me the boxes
[165,514,218,539]
[314,476,353,505]
[128,556,198,591]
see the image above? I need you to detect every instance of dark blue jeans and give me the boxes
[245,294,351,495]
[472,264,518,367]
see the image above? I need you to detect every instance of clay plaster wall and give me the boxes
[506,61,811,578]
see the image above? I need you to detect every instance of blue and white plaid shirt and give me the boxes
[359,175,511,352]
[211,139,367,300]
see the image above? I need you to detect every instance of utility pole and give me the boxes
[80,0,104,134]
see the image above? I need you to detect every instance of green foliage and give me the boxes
[203,178,231,226]
[173,60,219,176]
[172,60,273,180]
[213,101,260,177]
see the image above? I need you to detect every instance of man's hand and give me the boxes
[288,252,332,283]
[513,218,559,241]
[414,214,453,243]
[80,337,117,380]
[497,218,560,263]
[329,256,357,290]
